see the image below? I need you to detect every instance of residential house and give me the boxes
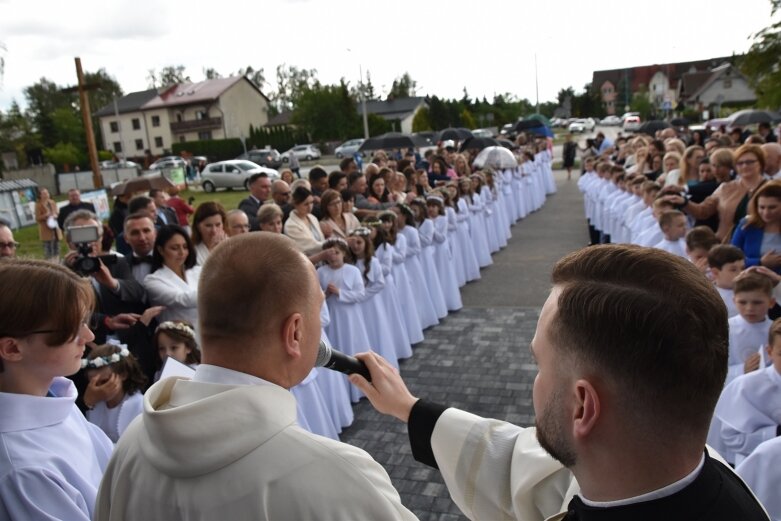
[362,97,428,134]
[678,63,756,114]
[95,76,270,158]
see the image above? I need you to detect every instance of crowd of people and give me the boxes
[578,124,781,519]
[0,137,562,520]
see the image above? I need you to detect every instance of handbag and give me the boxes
[46,215,58,229]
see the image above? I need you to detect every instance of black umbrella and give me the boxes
[459,136,500,152]
[514,119,545,132]
[637,120,671,135]
[438,127,474,141]
[670,117,689,127]
[727,109,776,127]
[497,139,516,150]
[358,132,418,152]
[413,131,438,147]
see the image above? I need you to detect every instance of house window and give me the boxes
[154,136,163,148]
[109,121,119,133]
[132,118,141,130]
[135,139,144,151]
[196,110,207,120]
[113,142,122,153]
[198,131,212,140]
[151,115,160,127]
[176,113,183,122]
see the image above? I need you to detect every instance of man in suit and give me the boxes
[124,213,157,284]
[149,189,178,226]
[57,188,96,232]
[96,233,417,520]
[352,245,770,520]
[239,173,271,231]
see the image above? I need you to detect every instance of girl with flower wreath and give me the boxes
[83,343,147,443]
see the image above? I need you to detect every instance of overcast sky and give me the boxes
[0,0,777,113]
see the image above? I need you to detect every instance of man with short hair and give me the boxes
[762,143,781,179]
[759,122,778,145]
[149,189,177,226]
[353,245,770,520]
[57,188,96,231]
[123,213,157,284]
[0,223,17,258]
[239,173,271,231]
[225,209,250,237]
[96,233,417,520]
[339,156,357,175]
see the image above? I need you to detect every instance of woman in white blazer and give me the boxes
[284,186,326,256]
[144,225,201,328]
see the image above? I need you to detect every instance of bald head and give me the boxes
[271,180,291,205]
[199,233,319,348]
[761,143,781,177]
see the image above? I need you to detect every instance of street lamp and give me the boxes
[347,48,370,139]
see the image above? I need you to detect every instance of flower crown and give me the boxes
[349,227,371,238]
[156,321,195,339]
[323,237,348,250]
[81,345,131,369]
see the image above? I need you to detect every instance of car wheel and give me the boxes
[202,180,215,193]
[282,157,289,163]
[306,155,313,161]
[244,179,251,191]
[336,152,343,159]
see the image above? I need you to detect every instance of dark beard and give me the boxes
[535,391,577,468]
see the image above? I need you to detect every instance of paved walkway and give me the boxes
[339,170,589,520]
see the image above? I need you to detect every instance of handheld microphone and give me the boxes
[315,341,372,382]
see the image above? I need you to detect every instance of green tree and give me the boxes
[84,69,123,150]
[630,85,653,121]
[0,100,41,169]
[740,0,781,108]
[460,108,476,129]
[274,64,318,112]
[364,70,376,100]
[23,77,75,148]
[203,67,222,80]
[43,142,83,170]
[388,72,416,99]
[148,65,188,88]
[236,65,265,90]
[291,80,360,141]
[412,107,432,132]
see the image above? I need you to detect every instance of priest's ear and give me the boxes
[281,312,304,360]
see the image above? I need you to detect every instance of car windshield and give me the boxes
[236,161,257,171]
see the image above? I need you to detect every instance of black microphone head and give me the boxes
[315,340,332,368]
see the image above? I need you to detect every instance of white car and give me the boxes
[582,118,597,131]
[623,116,642,132]
[199,160,279,193]
[334,139,365,159]
[149,156,186,170]
[568,120,586,133]
[601,115,622,126]
[281,144,321,162]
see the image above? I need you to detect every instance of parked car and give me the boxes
[236,148,282,169]
[100,160,141,170]
[601,115,622,126]
[472,128,495,138]
[623,116,642,132]
[582,118,597,131]
[568,120,586,133]
[281,144,321,162]
[149,156,186,170]
[621,111,640,121]
[200,160,279,193]
[334,139,365,158]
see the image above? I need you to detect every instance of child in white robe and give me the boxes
[83,343,146,443]
[410,198,449,319]
[736,436,781,521]
[708,245,746,318]
[726,273,775,384]
[0,259,113,521]
[715,318,781,465]
[450,184,481,283]
[152,320,201,382]
[684,226,719,277]
[653,210,688,258]
[459,178,492,269]
[317,238,372,402]
[396,203,440,329]
[426,195,463,312]
[314,304,354,431]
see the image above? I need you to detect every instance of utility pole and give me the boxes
[74,57,102,188]
[359,64,369,139]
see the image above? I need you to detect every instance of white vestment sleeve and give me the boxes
[431,408,577,521]
[0,468,92,521]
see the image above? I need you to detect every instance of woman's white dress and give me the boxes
[431,215,463,312]
[466,194,493,268]
[316,304,354,429]
[290,368,340,440]
[374,243,413,360]
[398,225,440,329]
[445,206,467,287]
[481,186,501,253]
[417,219,449,319]
[317,263,372,402]
[86,391,144,443]
[353,257,402,367]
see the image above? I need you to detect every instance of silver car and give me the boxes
[200,160,279,193]
[334,139,365,158]
[281,144,321,162]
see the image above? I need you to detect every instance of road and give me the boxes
[339,166,589,520]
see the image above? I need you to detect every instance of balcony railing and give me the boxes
[170,117,222,133]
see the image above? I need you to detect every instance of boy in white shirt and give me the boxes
[685,226,719,275]
[716,317,781,465]
[635,198,675,247]
[726,273,775,384]
[708,245,746,319]
[653,209,688,257]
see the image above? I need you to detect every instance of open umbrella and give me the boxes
[459,136,500,152]
[497,139,516,150]
[637,120,671,136]
[111,173,175,196]
[525,113,552,127]
[727,109,777,127]
[438,127,474,141]
[358,132,418,152]
[670,117,689,127]
[514,119,545,132]
[473,146,518,170]
[527,125,554,138]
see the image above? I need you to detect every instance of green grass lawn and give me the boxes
[14,188,250,259]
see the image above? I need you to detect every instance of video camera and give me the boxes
[66,225,117,276]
